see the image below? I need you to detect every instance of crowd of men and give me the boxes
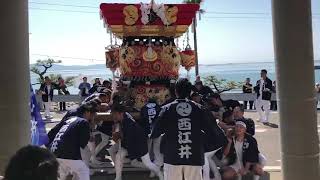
[20,70,275,180]
[39,76,112,119]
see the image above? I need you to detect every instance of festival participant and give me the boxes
[78,77,91,97]
[216,110,237,146]
[205,93,240,121]
[270,81,277,110]
[203,112,228,180]
[109,102,163,180]
[242,78,254,110]
[233,105,255,136]
[102,80,112,90]
[219,121,264,180]
[89,78,102,94]
[40,76,55,119]
[4,145,59,180]
[233,105,267,170]
[90,90,114,166]
[163,79,177,105]
[47,93,111,167]
[221,110,236,126]
[190,92,203,104]
[47,95,103,145]
[151,78,222,180]
[193,80,214,97]
[140,98,163,177]
[254,69,273,125]
[48,102,97,180]
[57,77,70,111]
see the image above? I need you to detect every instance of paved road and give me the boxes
[244,110,320,171]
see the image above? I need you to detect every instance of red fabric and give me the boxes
[100,3,199,26]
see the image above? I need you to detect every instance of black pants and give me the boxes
[270,101,277,110]
[59,102,66,111]
[244,101,254,110]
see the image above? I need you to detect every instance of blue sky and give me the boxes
[29,0,320,65]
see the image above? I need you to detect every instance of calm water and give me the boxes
[31,61,320,94]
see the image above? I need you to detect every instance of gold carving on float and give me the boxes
[143,46,158,62]
[110,25,189,38]
[165,6,178,25]
[161,45,181,71]
[119,46,136,73]
[123,5,139,25]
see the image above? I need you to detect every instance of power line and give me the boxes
[29,1,98,9]
[29,1,320,15]
[204,16,271,19]
[206,11,270,15]
[205,11,320,16]
[31,54,105,62]
[29,7,98,14]
[28,2,320,16]
[203,16,320,20]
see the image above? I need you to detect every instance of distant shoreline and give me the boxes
[29,60,320,67]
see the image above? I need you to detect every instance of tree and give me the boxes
[203,75,242,93]
[30,58,76,86]
[30,58,62,82]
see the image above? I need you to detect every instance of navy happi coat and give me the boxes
[121,113,149,160]
[140,102,161,136]
[151,99,221,166]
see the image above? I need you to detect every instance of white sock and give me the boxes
[203,155,210,180]
[141,153,163,180]
[253,175,260,180]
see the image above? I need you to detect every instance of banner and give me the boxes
[30,85,49,146]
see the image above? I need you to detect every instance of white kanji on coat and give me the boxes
[178,144,192,159]
[178,118,191,130]
[178,131,192,144]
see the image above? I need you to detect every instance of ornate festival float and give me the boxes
[100,0,199,111]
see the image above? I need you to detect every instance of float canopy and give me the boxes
[100,3,199,38]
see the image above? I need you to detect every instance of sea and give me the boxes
[30,61,320,95]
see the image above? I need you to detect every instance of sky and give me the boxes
[29,0,320,65]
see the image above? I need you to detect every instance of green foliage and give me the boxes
[31,58,62,82]
[31,58,75,86]
[203,75,242,93]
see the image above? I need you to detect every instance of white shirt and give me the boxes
[46,85,51,94]
[258,79,264,99]
[234,139,244,168]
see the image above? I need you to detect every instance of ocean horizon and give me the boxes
[30,61,320,94]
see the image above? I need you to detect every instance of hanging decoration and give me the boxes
[105,46,120,72]
[180,29,195,71]
[105,33,120,72]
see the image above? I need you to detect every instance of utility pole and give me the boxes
[193,16,199,76]
[272,0,320,179]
